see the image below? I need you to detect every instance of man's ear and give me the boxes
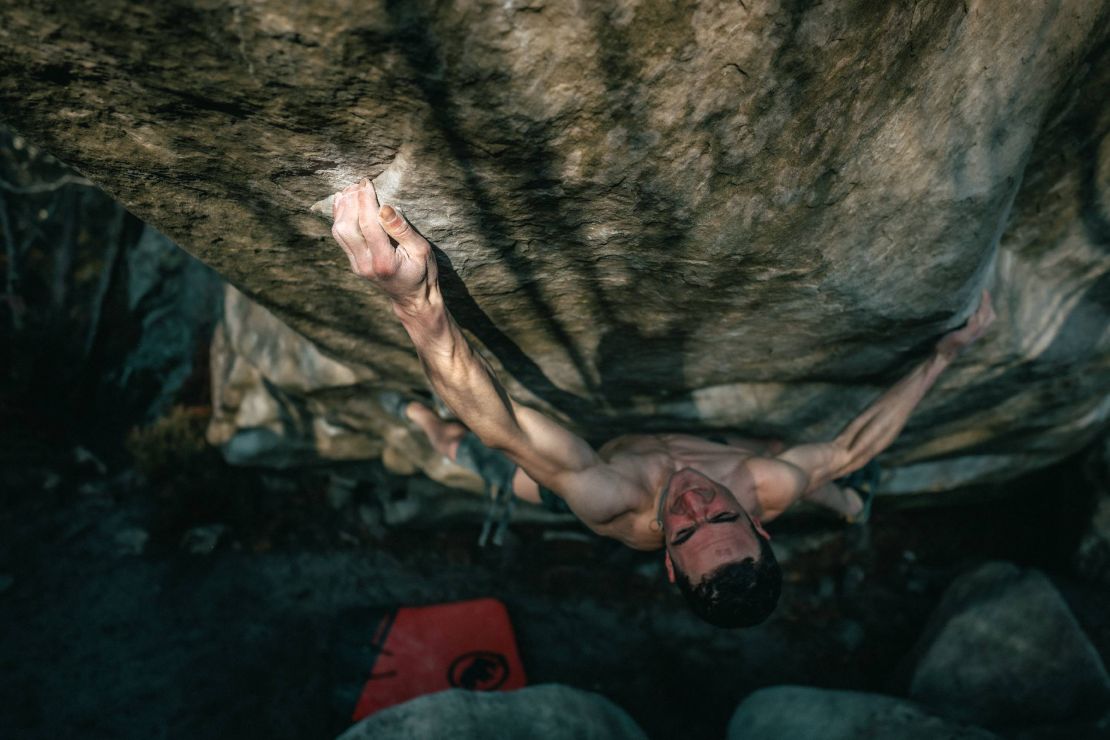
[753,517,771,541]
[664,550,676,583]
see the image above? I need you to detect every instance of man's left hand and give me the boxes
[936,289,996,360]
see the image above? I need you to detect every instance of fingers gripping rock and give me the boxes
[326,180,435,304]
[331,190,377,278]
[379,205,415,246]
[329,180,402,280]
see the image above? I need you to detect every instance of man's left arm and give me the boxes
[751,290,996,510]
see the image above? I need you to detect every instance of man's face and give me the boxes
[661,468,769,584]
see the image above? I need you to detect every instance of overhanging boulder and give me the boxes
[1,1,1108,492]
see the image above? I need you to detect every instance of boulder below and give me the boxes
[336,684,647,740]
[728,686,995,740]
[1076,437,1110,587]
[908,561,1110,728]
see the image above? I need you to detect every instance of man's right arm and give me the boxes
[330,180,635,526]
[750,290,996,513]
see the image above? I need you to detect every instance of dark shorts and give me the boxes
[455,432,571,515]
[537,483,572,514]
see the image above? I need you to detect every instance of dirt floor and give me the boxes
[2,428,1108,740]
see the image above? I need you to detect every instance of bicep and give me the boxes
[499,401,598,482]
[747,457,811,518]
[546,463,640,527]
[775,442,852,492]
[494,403,636,525]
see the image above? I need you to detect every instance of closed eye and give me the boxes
[671,513,741,546]
[671,528,696,546]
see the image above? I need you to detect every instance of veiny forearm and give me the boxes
[831,351,951,477]
[332,181,601,489]
[394,286,523,450]
[394,286,601,488]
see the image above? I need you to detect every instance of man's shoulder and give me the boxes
[741,455,809,519]
[597,433,666,460]
[548,458,656,530]
[593,508,665,552]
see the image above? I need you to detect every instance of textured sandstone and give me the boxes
[1,1,1108,492]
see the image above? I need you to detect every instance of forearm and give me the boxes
[331,180,602,491]
[776,290,994,497]
[778,353,948,495]
[393,286,522,450]
[394,287,598,480]
[830,351,950,477]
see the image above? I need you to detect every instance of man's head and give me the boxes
[660,468,782,628]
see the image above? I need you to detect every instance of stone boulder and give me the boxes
[0,124,221,433]
[206,283,493,495]
[908,561,1110,728]
[1,2,1109,492]
[728,686,995,740]
[1076,437,1110,587]
[120,224,222,422]
[336,684,646,740]
[205,283,381,467]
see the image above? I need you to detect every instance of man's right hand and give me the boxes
[331,179,438,312]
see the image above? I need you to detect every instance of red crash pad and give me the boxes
[351,597,527,721]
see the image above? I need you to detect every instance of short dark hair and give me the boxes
[673,534,781,628]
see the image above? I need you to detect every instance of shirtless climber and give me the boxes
[329,179,996,628]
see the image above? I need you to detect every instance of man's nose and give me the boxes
[676,488,713,514]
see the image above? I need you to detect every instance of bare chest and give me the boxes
[601,433,758,487]
[596,433,760,551]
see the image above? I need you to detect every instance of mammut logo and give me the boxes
[447,651,509,690]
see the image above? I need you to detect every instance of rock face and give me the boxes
[206,283,493,494]
[206,283,380,467]
[336,685,647,740]
[908,561,1110,728]
[1,2,1109,491]
[728,686,995,740]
